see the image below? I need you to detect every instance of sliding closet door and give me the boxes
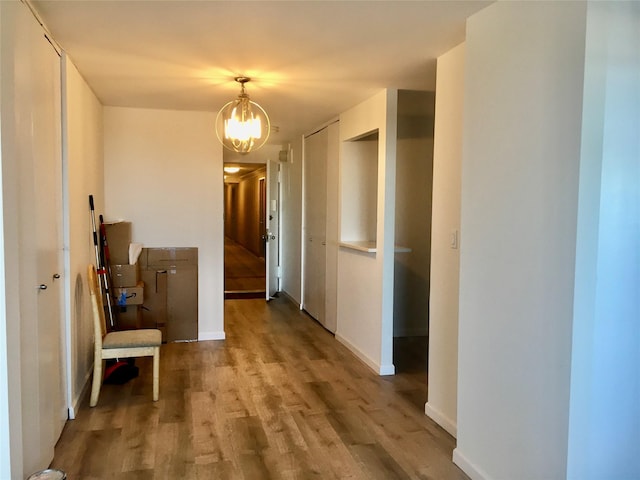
[303,122,339,333]
[303,128,328,324]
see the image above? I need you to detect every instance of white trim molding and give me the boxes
[336,333,395,376]
[198,331,226,341]
[453,448,491,480]
[425,402,457,438]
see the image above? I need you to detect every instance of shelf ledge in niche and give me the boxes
[339,241,412,254]
[339,241,376,253]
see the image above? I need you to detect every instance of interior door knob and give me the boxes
[53,273,61,279]
[39,284,48,290]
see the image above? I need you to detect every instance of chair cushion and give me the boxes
[103,329,162,349]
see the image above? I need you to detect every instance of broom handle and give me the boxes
[89,195,116,329]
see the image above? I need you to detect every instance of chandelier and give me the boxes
[215,77,270,154]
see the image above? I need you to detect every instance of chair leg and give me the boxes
[152,347,159,401]
[90,357,103,407]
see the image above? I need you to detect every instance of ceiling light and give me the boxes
[224,166,240,174]
[215,77,270,154]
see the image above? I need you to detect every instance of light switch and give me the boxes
[271,199,277,212]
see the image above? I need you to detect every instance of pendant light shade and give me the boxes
[215,77,270,154]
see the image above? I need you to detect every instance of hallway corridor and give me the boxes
[51,297,467,479]
[224,236,266,298]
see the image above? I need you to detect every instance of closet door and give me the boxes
[303,128,328,324]
[12,4,66,474]
[34,34,66,457]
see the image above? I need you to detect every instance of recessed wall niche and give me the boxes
[339,129,379,252]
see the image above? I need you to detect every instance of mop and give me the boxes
[89,195,138,384]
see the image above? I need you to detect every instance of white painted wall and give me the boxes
[1,7,35,475]
[340,137,378,242]
[61,54,104,416]
[336,89,397,375]
[0,5,20,477]
[567,2,640,478]
[425,42,464,438]
[324,121,340,333]
[103,107,224,340]
[455,2,587,479]
[0,70,10,478]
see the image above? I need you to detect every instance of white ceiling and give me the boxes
[32,0,491,146]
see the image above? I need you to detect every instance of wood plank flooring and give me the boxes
[52,297,468,480]
[225,236,266,294]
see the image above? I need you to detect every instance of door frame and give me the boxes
[265,159,280,299]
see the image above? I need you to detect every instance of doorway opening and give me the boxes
[223,163,267,299]
[391,90,435,376]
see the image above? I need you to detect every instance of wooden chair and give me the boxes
[88,264,161,407]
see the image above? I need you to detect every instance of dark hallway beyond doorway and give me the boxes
[393,336,429,375]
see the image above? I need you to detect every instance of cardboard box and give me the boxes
[143,247,198,268]
[141,247,198,342]
[141,269,168,342]
[104,222,131,265]
[114,281,144,306]
[117,305,142,330]
[111,263,140,288]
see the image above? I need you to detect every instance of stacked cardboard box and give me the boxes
[140,266,168,341]
[104,222,143,330]
[139,247,197,343]
[111,263,140,288]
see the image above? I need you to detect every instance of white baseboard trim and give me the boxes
[198,331,226,341]
[379,363,395,376]
[278,290,301,309]
[69,368,93,420]
[335,333,395,376]
[424,402,457,437]
[453,448,491,480]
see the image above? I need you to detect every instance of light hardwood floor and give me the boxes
[224,237,266,294]
[52,297,468,479]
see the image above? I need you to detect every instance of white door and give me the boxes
[14,10,66,474]
[265,160,280,299]
[33,38,66,453]
[303,128,328,324]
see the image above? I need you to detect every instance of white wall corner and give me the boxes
[69,365,93,420]
[452,448,491,480]
[335,333,394,376]
[198,331,226,341]
[425,402,457,438]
